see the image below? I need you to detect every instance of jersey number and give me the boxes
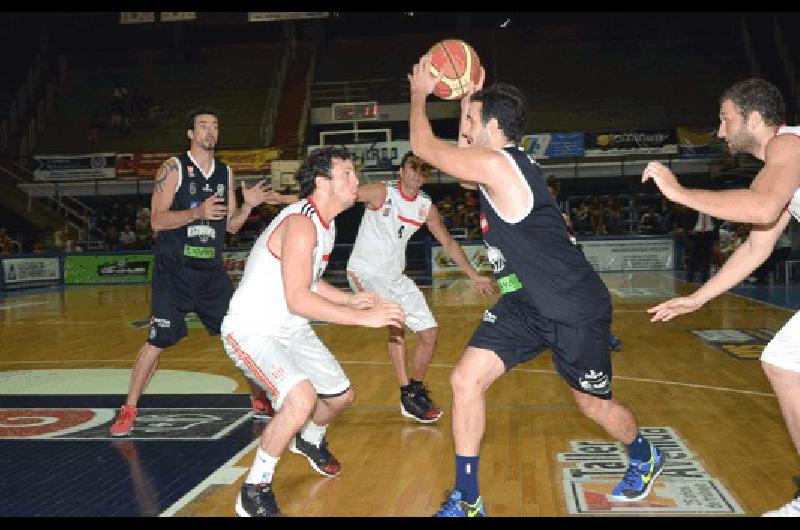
[398,225,405,239]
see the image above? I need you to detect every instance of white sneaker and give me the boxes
[761,498,800,517]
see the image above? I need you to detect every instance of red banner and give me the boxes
[115,148,282,180]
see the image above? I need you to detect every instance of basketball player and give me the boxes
[265,152,497,423]
[221,147,405,516]
[109,108,273,437]
[408,55,666,517]
[644,78,800,517]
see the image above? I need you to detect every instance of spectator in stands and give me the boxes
[53,225,67,252]
[464,190,478,210]
[119,224,136,250]
[0,227,12,255]
[685,211,717,283]
[606,198,623,235]
[589,196,606,235]
[639,207,661,235]
[574,202,591,234]
[32,232,46,254]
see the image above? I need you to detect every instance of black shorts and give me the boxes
[467,291,613,399]
[147,255,233,349]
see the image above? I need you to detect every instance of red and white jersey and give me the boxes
[347,180,432,277]
[226,198,335,332]
[776,125,800,221]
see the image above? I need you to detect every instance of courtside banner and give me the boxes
[64,254,154,284]
[34,153,116,181]
[677,127,726,158]
[520,133,585,159]
[218,148,282,174]
[578,237,674,271]
[116,148,281,179]
[431,243,492,277]
[584,130,677,157]
[1,257,60,288]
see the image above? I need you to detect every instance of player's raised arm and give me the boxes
[408,54,514,193]
[355,182,388,210]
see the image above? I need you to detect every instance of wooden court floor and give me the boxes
[0,272,797,516]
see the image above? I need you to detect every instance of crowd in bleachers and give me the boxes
[86,81,172,148]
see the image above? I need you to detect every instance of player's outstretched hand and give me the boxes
[641,162,684,202]
[408,54,443,99]
[472,275,498,296]
[349,291,381,309]
[199,194,227,221]
[647,295,704,322]
[362,300,406,328]
[242,179,270,208]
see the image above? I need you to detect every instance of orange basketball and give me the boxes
[427,39,482,100]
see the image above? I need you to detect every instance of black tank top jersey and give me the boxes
[479,146,610,325]
[156,152,230,268]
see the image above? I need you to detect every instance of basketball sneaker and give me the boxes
[110,405,137,437]
[401,381,443,423]
[250,391,274,420]
[289,434,341,478]
[433,489,485,517]
[235,483,280,517]
[609,443,666,501]
[762,478,800,517]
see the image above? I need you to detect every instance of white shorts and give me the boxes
[761,310,800,373]
[221,319,351,409]
[346,269,437,333]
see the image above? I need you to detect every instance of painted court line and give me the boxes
[160,438,258,517]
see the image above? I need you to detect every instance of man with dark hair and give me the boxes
[265,148,497,424]
[109,108,273,436]
[409,55,665,517]
[645,78,800,517]
[221,146,405,516]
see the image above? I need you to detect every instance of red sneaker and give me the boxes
[251,391,274,420]
[110,405,138,437]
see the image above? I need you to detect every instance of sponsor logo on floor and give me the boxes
[0,408,249,440]
[690,328,775,360]
[560,426,744,515]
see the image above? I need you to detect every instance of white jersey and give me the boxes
[226,198,335,332]
[777,125,800,222]
[347,180,432,277]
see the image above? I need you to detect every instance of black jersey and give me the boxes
[479,146,610,325]
[156,151,230,268]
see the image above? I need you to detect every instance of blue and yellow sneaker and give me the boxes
[433,489,486,517]
[610,444,667,501]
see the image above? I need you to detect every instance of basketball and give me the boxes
[427,39,482,100]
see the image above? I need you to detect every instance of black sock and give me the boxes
[410,378,423,388]
[401,383,413,393]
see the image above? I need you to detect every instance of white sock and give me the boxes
[299,420,327,447]
[245,447,279,485]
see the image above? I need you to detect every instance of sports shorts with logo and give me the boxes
[147,254,233,349]
[761,309,800,373]
[221,318,351,410]
[467,290,614,399]
[346,269,437,332]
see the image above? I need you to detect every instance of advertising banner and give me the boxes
[677,127,725,158]
[578,237,674,271]
[115,148,281,179]
[431,243,492,277]
[584,130,677,157]
[64,254,154,284]
[520,133,585,159]
[2,257,60,288]
[248,12,329,22]
[159,12,196,21]
[120,12,155,24]
[34,153,116,181]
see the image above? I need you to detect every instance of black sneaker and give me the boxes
[289,434,341,477]
[235,483,280,517]
[401,382,443,424]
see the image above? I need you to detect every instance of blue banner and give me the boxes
[520,133,585,159]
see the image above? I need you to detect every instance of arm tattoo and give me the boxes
[155,159,179,193]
